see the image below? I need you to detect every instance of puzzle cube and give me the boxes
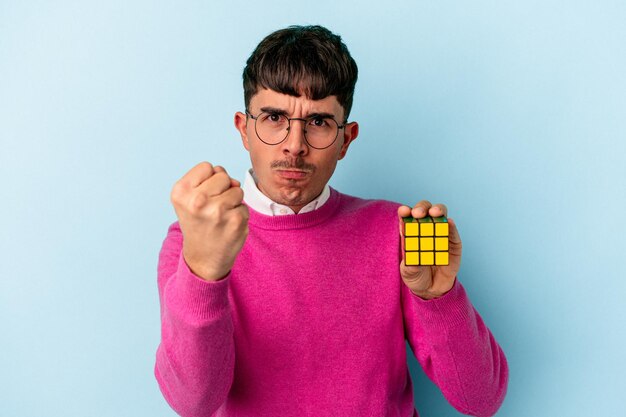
[403,215,449,266]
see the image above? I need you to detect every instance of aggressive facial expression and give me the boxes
[234,88,359,213]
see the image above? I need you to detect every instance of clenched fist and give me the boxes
[170,161,249,281]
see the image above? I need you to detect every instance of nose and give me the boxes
[281,119,309,156]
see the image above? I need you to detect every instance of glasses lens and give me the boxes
[255,112,289,145]
[305,117,339,149]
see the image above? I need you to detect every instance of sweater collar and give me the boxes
[245,186,342,230]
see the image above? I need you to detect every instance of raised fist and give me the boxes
[170,162,249,281]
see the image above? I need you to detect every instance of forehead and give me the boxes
[250,88,343,118]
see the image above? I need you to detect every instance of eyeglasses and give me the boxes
[245,110,347,150]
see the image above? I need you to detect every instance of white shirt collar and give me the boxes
[242,168,330,215]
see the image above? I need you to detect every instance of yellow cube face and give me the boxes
[406,252,420,266]
[405,223,419,236]
[420,252,435,265]
[405,237,419,251]
[435,252,449,265]
[420,237,434,251]
[435,222,449,236]
[420,223,434,236]
[403,215,449,268]
[435,237,448,251]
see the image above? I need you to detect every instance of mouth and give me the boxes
[276,169,309,180]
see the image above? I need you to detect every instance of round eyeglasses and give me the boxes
[245,110,347,150]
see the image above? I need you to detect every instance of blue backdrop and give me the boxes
[1,1,624,416]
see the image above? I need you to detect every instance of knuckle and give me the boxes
[170,186,179,203]
[206,201,226,218]
[189,192,209,211]
[241,204,249,219]
[234,186,244,202]
[230,209,246,225]
[170,181,185,203]
[229,210,249,233]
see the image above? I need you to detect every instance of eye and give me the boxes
[269,113,281,122]
[309,117,328,127]
[261,112,284,123]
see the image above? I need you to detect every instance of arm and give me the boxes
[397,201,508,415]
[154,221,235,417]
[401,278,509,417]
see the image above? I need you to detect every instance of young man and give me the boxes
[155,25,508,417]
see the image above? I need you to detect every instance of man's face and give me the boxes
[234,88,359,213]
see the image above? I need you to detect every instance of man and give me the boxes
[155,25,508,417]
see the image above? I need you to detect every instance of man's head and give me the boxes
[234,25,360,213]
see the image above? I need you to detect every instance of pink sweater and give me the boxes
[155,187,508,417]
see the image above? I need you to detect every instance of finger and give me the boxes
[218,185,245,209]
[411,200,432,218]
[398,205,416,238]
[214,165,240,188]
[195,171,232,197]
[429,204,448,217]
[447,217,462,246]
[398,205,412,218]
[181,161,216,188]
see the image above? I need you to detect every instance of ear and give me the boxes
[234,111,250,151]
[338,121,359,160]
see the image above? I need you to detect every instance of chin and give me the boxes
[277,188,307,204]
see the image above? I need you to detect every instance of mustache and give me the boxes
[271,160,316,172]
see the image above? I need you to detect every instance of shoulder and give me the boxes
[332,187,402,222]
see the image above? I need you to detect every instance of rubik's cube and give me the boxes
[403,215,449,266]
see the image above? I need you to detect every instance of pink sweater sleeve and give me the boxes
[154,221,235,417]
[401,278,509,417]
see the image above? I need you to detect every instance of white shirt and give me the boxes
[241,168,330,215]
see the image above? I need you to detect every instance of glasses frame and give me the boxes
[245,110,348,150]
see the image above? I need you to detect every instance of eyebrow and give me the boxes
[259,106,337,119]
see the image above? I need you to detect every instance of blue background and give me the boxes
[1,1,624,416]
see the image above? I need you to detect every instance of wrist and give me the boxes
[411,289,443,300]
[190,265,230,282]
[411,279,456,300]
[183,254,230,282]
